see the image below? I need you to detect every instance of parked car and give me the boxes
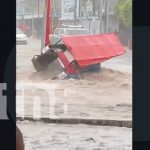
[16,28,27,45]
[50,25,91,45]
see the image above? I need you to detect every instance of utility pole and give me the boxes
[104,0,107,33]
[31,0,36,36]
[45,0,51,46]
[41,0,51,49]
[86,0,92,32]
[38,0,40,18]
[79,0,81,19]
[22,4,25,32]
[74,0,77,25]
[98,0,102,34]
[32,13,34,36]
[41,0,47,50]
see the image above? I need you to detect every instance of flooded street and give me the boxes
[17,38,132,121]
[18,121,132,150]
[17,38,132,150]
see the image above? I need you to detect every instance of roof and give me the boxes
[62,33,126,67]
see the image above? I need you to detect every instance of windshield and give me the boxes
[16,28,23,34]
[66,29,90,35]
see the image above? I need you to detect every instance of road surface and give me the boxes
[17,37,132,150]
[18,121,132,150]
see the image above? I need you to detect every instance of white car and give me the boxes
[16,28,27,44]
[50,25,91,45]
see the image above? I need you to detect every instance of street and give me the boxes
[17,37,132,150]
[17,38,132,121]
[16,0,133,149]
[17,38,132,77]
[17,37,41,75]
[18,121,132,150]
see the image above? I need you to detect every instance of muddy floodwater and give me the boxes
[17,38,132,150]
[18,121,132,150]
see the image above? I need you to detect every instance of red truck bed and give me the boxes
[62,33,126,67]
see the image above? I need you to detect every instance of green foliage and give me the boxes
[115,0,132,27]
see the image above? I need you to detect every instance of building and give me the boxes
[16,0,61,38]
[16,0,132,46]
[60,0,132,46]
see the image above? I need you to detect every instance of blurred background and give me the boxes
[16,0,132,48]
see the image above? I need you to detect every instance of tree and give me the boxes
[115,0,132,27]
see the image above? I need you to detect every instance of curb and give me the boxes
[17,117,132,128]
